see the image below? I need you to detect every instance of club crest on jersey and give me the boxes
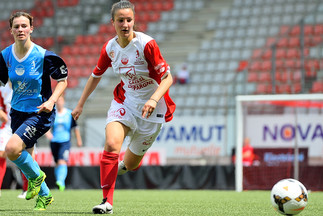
[29,60,39,75]
[134,50,144,65]
[109,50,115,59]
[15,64,25,76]
[121,54,129,65]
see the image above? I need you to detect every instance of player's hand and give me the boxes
[0,111,8,123]
[72,106,83,120]
[77,141,83,148]
[37,100,55,114]
[142,98,157,119]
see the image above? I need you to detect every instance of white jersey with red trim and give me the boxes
[0,83,12,129]
[93,31,175,123]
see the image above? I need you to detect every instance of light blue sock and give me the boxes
[56,164,68,187]
[54,166,58,181]
[33,161,50,196]
[12,150,39,179]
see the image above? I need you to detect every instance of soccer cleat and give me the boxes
[117,160,128,175]
[92,198,113,214]
[17,191,27,199]
[26,170,46,200]
[34,192,54,211]
[56,181,65,191]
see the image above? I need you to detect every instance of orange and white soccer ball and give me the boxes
[270,178,308,215]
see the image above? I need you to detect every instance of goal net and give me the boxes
[235,94,323,192]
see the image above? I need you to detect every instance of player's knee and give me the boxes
[105,139,122,153]
[5,144,20,160]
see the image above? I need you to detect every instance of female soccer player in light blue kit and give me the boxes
[46,95,82,191]
[0,12,68,210]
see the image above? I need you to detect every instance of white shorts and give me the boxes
[106,100,163,156]
[0,125,12,151]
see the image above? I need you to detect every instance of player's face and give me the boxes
[112,8,134,41]
[11,16,33,42]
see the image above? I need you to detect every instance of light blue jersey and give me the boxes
[51,108,77,143]
[0,43,67,113]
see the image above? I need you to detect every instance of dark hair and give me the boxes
[111,0,135,21]
[9,11,33,28]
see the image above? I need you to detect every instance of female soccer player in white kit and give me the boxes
[72,0,176,214]
[0,83,12,195]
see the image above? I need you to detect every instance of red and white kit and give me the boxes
[93,31,175,124]
[0,84,12,150]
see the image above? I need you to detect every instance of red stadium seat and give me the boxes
[143,2,153,11]
[70,46,82,55]
[79,45,90,55]
[255,83,272,94]
[279,25,290,35]
[88,45,101,55]
[262,49,272,59]
[68,77,79,88]
[252,49,262,59]
[75,35,85,45]
[277,37,288,48]
[275,60,285,70]
[261,61,272,71]
[149,12,161,22]
[61,46,72,55]
[247,72,258,82]
[311,81,323,93]
[86,56,98,67]
[152,2,163,11]
[290,25,300,36]
[84,35,96,45]
[304,25,314,36]
[277,84,291,94]
[286,49,300,59]
[162,1,174,11]
[236,60,248,72]
[276,49,286,59]
[292,70,302,82]
[314,24,323,36]
[249,61,262,72]
[288,37,300,48]
[312,36,323,46]
[293,82,302,93]
[258,72,271,82]
[266,37,276,47]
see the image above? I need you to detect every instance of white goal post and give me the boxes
[235,94,323,192]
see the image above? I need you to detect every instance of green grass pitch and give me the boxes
[0,189,322,215]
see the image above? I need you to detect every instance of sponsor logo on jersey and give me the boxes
[16,81,38,95]
[15,64,25,76]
